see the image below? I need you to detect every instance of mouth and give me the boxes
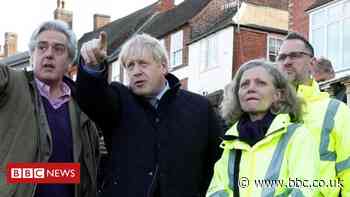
[283,66,295,72]
[134,80,146,87]
[43,63,55,70]
[246,97,259,102]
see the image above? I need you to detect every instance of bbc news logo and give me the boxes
[7,163,80,184]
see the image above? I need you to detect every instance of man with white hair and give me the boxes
[76,32,224,197]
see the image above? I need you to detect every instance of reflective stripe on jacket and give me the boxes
[297,80,350,196]
[206,114,319,197]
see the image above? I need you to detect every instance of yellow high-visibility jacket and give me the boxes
[297,80,350,196]
[207,114,320,197]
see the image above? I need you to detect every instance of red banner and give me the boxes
[6,163,80,184]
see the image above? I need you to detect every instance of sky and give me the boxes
[0,0,158,52]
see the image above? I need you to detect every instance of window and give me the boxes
[310,0,350,71]
[222,0,238,10]
[199,39,208,71]
[111,61,120,82]
[170,30,183,67]
[208,35,218,68]
[267,36,283,62]
[200,34,219,72]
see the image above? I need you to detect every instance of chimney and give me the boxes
[4,32,18,57]
[54,0,73,29]
[157,0,175,13]
[93,14,111,30]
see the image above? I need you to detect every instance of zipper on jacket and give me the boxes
[147,165,159,197]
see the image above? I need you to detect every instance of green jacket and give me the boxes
[0,66,99,197]
[207,114,320,197]
[297,80,350,196]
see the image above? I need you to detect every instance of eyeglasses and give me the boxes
[276,51,313,62]
[35,41,67,56]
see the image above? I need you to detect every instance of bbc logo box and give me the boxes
[7,163,80,184]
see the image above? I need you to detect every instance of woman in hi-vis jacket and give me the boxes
[207,59,320,197]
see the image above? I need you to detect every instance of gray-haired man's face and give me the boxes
[32,30,70,85]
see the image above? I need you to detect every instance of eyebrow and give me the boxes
[37,41,66,46]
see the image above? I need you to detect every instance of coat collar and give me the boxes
[132,73,181,107]
[68,99,82,162]
[26,71,82,162]
[297,80,329,102]
[165,73,182,93]
[222,114,291,150]
[25,71,77,99]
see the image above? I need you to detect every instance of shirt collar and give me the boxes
[146,80,170,108]
[35,78,71,109]
[35,78,71,98]
[156,80,170,101]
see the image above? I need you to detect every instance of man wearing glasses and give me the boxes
[277,32,350,196]
[0,20,99,197]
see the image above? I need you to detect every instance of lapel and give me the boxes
[29,79,53,162]
[221,114,290,151]
[69,99,82,162]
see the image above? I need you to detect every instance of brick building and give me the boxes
[288,0,315,39]
[78,0,210,88]
[187,0,288,97]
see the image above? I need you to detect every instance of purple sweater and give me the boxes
[34,97,74,197]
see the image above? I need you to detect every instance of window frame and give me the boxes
[111,61,120,82]
[170,30,183,68]
[309,0,350,72]
[267,35,283,62]
[200,33,219,72]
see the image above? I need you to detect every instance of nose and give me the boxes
[281,56,293,67]
[131,63,143,76]
[43,46,54,59]
[246,83,257,93]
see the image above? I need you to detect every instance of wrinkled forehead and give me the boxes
[279,39,307,54]
[37,30,68,46]
[242,66,272,80]
[122,44,155,64]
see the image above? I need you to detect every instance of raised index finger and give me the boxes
[99,31,107,51]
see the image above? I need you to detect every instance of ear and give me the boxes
[271,89,283,114]
[273,89,282,103]
[161,63,168,75]
[308,57,317,70]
